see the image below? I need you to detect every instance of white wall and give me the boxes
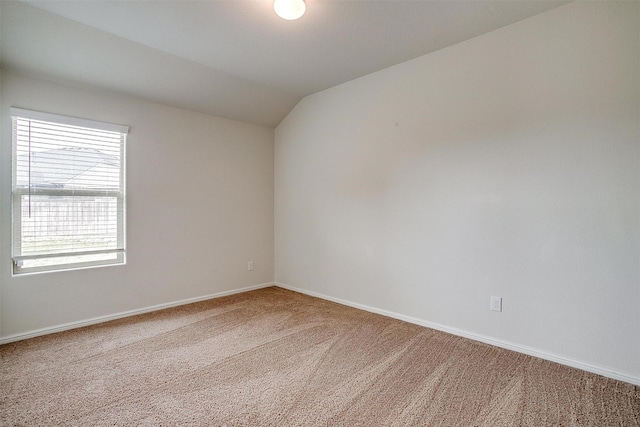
[275,1,639,382]
[1,71,274,338]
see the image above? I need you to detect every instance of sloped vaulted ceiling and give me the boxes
[0,0,568,128]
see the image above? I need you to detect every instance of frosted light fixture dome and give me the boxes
[274,0,306,20]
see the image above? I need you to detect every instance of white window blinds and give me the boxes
[11,107,129,274]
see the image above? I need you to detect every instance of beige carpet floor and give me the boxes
[1,286,638,426]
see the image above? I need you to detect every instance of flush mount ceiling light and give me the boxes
[274,0,306,20]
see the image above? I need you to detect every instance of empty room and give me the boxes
[1,0,638,425]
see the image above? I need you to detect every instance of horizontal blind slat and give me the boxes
[10,107,129,134]
[14,248,125,262]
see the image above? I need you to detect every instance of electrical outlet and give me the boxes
[490,296,502,312]
[248,261,254,271]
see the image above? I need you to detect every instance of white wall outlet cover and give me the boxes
[491,296,502,312]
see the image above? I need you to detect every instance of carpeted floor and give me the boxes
[1,286,638,426]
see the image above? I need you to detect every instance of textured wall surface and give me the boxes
[275,2,640,381]
[1,72,274,337]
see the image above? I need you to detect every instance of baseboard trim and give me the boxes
[275,282,640,387]
[0,282,275,345]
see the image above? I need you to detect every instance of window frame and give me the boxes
[10,107,129,275]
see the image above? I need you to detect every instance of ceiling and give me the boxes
[0,0,569,128]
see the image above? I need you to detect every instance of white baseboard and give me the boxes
[274,282,640,387]
[0,282,274,345]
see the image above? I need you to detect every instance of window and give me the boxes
[11,108,128,274]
